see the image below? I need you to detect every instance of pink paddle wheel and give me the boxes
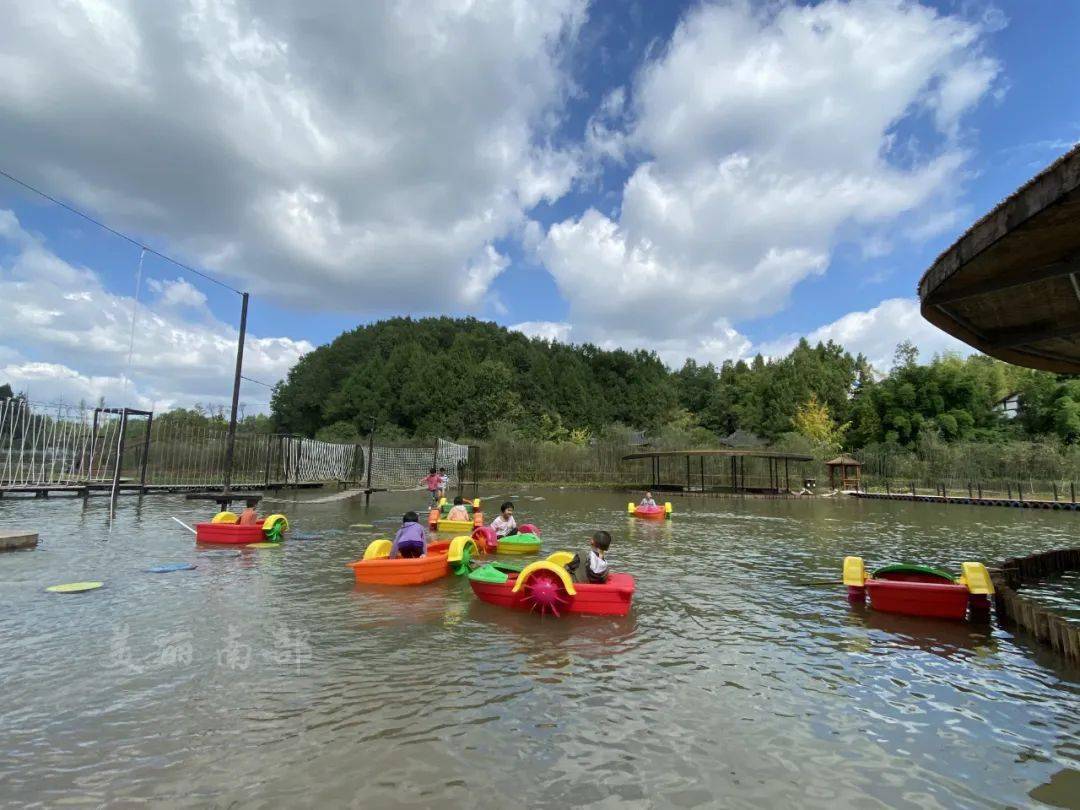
[520,570,572,617]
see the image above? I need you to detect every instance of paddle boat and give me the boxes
[471,524,542,555]
[468,552,635,617]
[843,557,994,620]
[428,498,484,534]
[347,535,479,586]
[628,502,672,520]
[195,512,289,545]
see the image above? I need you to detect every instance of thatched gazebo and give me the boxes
[825,454,861,491]
[918,143,1080,372]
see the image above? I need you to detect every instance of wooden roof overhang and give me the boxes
[918,144,1080,372]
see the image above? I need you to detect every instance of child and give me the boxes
[389,511,427,558]
[572,530,611,584]
[446,496,470,522]
[422,468,440,505]
[238,499,259,525]
[639,491,656,507]
[490,501,517,538]
[437,467,449,499]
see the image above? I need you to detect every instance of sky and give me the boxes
[1,0,1078,413]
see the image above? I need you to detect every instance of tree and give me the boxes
[792,394,848,452]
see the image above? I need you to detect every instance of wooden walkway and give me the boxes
[852,491,1080,511]
[0,481,325,498]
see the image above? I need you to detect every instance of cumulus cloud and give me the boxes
[510,321,573,343]
[0,210,311,410]
[0,0,586,312]
[759,298,973,372]
[541,0,1000,353]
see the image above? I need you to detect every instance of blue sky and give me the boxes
[1,1,1078,410]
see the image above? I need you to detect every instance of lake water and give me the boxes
[1,488,1078,808]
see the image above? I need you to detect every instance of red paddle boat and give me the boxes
[195,512,289,545]
[843,557,994,620]
[468,553,635,617]
[628,502,672,520]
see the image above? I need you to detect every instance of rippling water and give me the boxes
[1,488,1078,808]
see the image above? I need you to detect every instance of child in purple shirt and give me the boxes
[390,511,428,558]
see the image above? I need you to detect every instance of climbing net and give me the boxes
[0,399,125,487]
[368,439,469,491]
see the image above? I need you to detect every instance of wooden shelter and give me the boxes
[621,448,813,494]
[918,143,1080,372]
[825,454,861,491]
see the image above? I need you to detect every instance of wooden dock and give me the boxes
[0,481,326,499]
[852,491,1080,511]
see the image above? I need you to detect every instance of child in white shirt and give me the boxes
[490,501,517,538]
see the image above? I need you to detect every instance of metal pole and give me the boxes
[700,456,705,493]
[364,418,375,506]
[87,407,100,483]
[138,412,153,490]
[784,458,789,491]
[264,433,274,487]
[110,408,129,512]
[222,291,249,493]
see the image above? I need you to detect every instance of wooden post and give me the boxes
[138,412,153,490]
[109,408,129,513]
[364,418,375,506]
[685,455,690,492]
[911,481,916,497]
[700,456,705,493]
[1053,481,1058,501]
[1018,481,1023,504]
[784,457,789,491]
[1072,482,1076,505]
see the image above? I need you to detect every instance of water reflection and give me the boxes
[0,487,1076,807]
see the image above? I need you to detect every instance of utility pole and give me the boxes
[222,292,249,492]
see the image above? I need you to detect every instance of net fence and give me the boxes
[0,398,466,492]
[368,439,469,491]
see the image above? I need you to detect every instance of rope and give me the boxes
[0,168,243,295]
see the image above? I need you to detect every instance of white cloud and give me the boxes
[541,0,1000,348]
[147,277,208,309]
[759,298,973,372]
[510,320,573,344]
[0,0,586,312]
[0,211,311,410]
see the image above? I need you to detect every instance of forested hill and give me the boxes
[270,317,675,441]
[270,316,1078,449]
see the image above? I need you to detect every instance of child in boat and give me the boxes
[238,499,259,525]
[567,530,611,583]
[490,501,517,537]
[446,496,470,522]
[389,511,427,559]
[639,491,656,507]
[437,467,449,499]
[422,468,440,504]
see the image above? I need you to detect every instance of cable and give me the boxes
[0,167,244,296]
[240,375,276,389]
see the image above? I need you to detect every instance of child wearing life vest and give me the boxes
[390,511,428,558]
